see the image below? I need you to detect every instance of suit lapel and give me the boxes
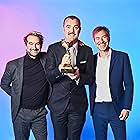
[17,57,24,95]
[94,54,98,75]
[76,41,84,64]
[109,50,117,74]
[76,46,82,64]
[39,53,47,75]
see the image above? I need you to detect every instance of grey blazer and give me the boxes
[0,52,51,122]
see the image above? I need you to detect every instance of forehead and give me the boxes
[94,30,108,37]
[27,35,40,42]
[64,18,80,26]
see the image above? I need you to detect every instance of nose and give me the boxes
[32,44,38,50]
[100,37,104,43]
[70,27,74,33]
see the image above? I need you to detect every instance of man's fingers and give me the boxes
[119,109,129,120]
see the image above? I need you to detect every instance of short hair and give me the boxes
[92,26,110,42]
[24,31,44,46]
[63,15,81,27]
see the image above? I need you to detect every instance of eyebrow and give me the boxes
[28,41,40,43]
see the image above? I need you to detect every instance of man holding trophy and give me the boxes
[59,41,79,77]
[46,15,94,140]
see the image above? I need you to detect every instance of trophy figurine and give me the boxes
[61,44,77,73]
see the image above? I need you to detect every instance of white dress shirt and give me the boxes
[95,49,112,102]
[69,42,78,66]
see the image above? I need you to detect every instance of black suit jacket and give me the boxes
[89,49,134,116]
[46,40,94,114]
[0,52,51,122]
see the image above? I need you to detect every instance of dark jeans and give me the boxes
[92,102,126,140]
[13,107,47,140]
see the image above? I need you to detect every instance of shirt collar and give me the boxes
[25,53,40,61]
[98,48,112,59]
[73,41,78,49]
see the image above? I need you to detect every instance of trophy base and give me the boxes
[61,66,77,73]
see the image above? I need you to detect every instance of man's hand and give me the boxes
[119,109,129,120]
[67,67,80,80]
[67,73,77,80]
[73,67,80,79]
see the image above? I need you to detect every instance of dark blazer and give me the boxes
[0,52,51,122]
[46,40,94,114]
[89,49,134,115]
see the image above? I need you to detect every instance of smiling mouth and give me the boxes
[69,35,76,38]
[31,49,39,51]
[99,43,106,46]
[68,33,76,36]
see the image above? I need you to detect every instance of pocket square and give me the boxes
[80,61,86,64]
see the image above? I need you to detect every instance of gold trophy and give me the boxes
[61,44,77,73]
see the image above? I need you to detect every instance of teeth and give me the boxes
[69,34,74,36]
[69,35,73,37]
[100,43,105,46]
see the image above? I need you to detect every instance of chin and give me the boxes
[68,38,75,41]
[29,52,38,57]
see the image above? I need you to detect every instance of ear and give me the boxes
[79,26,81,32]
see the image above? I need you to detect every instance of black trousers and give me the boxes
[13,107,47,140]
[50,103,86,140]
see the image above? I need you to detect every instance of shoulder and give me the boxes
[79,40,93,52]
[7,56,23,66]
[5,56,24,71]
[112,49,129,57]
[48,41,61,50]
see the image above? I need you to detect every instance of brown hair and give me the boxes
[92,26,110,42]
[24,31,44,46]
[63,15,81,27]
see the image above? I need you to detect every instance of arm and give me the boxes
[46,46,64,84]
[119,53,134,120]
[123,53,134,110]
[0,62,13,96]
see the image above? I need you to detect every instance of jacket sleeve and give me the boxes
[46,46,64,84]
[0,62,13,96]
[123,53,134,110]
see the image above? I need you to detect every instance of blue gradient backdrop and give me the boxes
[0,0,140,139]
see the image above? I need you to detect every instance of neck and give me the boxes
[27,53,37,59]
[64,39,78,46]
[99,47,110,58]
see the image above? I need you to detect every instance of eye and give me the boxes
[103,35,108,39]
[66,25,71,29]
[95,37,100,40]
[74,26,79,30]
[36,42,40,45]
[28,42,33,45]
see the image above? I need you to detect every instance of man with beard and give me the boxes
[46,15,94,140]
[89,26,134,140]
[0,31,51,140]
